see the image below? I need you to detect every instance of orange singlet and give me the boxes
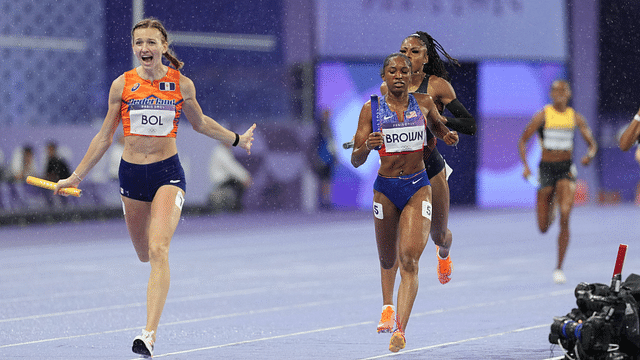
[121,67,184,138]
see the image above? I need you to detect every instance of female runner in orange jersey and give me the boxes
[55,18,256,357]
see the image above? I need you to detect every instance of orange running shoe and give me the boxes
[377,305,395,333]
[436,246,453,285]
[389,328,406,352]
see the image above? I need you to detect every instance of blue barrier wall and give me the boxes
[3,0,640,221]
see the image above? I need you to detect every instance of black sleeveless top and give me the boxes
[415,76,440,157]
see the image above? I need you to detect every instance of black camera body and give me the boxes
[549,277,640,360]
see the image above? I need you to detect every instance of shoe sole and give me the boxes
[438,264,452,284]
[553,270,566,284]
[377,326,393,334]
[389,332,406,352]
[132,339,152,357]
[436,247,453,285]
[553,276,566,284]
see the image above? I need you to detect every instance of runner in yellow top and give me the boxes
[518,80,597,284]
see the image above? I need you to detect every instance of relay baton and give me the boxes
[344,94,380,150]
[525,174,539,188]
[26,176,82,197]
[371,94,381,150]
[343,140,354,149]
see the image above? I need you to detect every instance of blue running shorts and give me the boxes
[373,169,430,211]
[119,153,186,202]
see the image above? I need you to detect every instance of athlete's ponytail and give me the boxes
[163,51,184,70]
[132,17,184,70]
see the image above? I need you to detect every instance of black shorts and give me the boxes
[119,154,186,202]
[538,160,576,188]
[425,147,446,180]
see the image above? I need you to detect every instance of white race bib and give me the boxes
[130,104,176,136]
[382,125,425,153]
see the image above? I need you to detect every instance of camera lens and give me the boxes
[551,317,582,341]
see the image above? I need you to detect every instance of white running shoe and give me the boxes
[553,269,566,284]
[132,329,154,357]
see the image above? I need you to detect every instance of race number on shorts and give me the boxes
[422,201,432,220]
[175,191,185,210]
[373,201,383,220]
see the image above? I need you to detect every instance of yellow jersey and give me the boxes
[540,104,575,151]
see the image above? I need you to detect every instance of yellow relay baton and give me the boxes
[26,176,82,197]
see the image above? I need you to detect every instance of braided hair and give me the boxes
[406,31,459,82]
[132,18,184,70]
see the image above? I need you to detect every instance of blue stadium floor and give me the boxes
[1,204,639,359]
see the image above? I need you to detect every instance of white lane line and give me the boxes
[0,287,269,323]
[143,290,573,359]
[410,289,573,319]
[0,273,520,322]
[132,321,373,359]
[0,296,374,349]
[0,287,573,350]
[358,324,551,359]
[0,279,335,323]
[0,326,142,349]
[0,302,144,324]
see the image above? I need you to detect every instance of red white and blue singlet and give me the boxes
[375,93,427,156]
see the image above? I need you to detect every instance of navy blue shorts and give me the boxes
[373,169,430,211]
[119,154,186,202]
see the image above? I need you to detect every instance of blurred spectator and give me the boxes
[0,148,6,182]
[44,141,72,207]
[8,144,40,209]
[208,142,252,212]
[44,141,71,183]
[11,144,37,182]
[0,149,6,210]
[312,109,337,210]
